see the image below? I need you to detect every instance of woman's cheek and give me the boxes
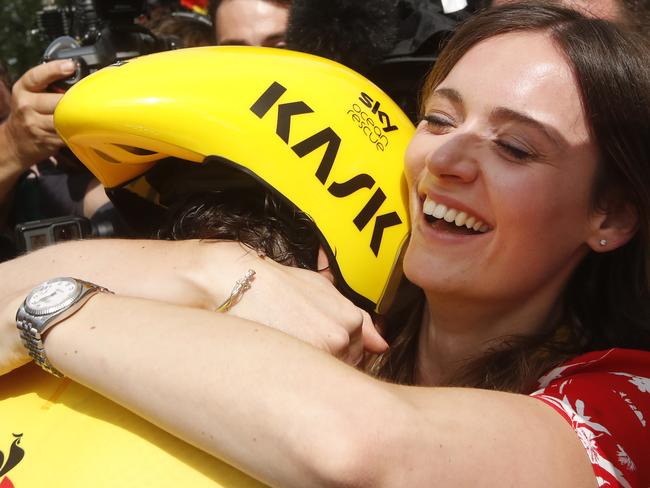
[403,143,424,189]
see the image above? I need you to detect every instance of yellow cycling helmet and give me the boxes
[55,46,413,313]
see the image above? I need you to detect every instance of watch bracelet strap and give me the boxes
[16,318,64,377]
[17,282,113,378]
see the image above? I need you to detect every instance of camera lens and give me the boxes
[92,220,115,237]
[52,223,81,241]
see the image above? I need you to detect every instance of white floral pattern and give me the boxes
[536,349,617,389]
[530,349,650,488]
[611,373,650,394]
[616,445,636,472]
[533,394,631,488]
[617,391,646,428]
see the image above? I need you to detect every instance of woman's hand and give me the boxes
[190,242,388,365]
[232,255,387,365]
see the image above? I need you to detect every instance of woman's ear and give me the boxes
[587,199,638,252]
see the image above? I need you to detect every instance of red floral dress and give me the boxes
[529,349,650,488]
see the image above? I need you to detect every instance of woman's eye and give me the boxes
[495,140,535,162]
[421,114,455,134]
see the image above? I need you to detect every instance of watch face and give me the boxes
[25,278,81,315]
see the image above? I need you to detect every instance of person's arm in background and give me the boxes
[0,238,385,374]
[0,60,75,207]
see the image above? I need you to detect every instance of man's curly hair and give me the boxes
[158,187,320,270]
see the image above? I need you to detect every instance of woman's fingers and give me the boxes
[340,310,389,366]
[361,311,388,354]
[206,245,388,363]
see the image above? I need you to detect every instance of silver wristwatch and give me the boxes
[16,277,112,377]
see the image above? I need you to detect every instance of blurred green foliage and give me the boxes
[0,0,51,81]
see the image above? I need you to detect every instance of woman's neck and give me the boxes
[414,289,563,386]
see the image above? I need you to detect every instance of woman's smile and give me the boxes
[416,193,493,243]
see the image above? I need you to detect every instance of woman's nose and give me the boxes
[425,133,480,184]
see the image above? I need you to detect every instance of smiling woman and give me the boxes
[371,6,650,393]
[1,2,650,488]
[404,28,608,355]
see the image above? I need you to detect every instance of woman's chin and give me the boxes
[403,244,470,296]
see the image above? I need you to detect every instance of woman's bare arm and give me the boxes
[0,239,385,373]
[1,291,596,488]
[0,238,227,308]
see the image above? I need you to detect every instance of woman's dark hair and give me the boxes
[482,0,650,35]
[620,0,650,35]
[157,185,320,270]
[369,1,650,391]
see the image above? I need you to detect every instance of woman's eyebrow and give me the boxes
[429,87,464,107]
[428,88,569,149]
[490,107,568,149]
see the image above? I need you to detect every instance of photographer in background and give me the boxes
[0,58,119,261]
[0,0,192,260]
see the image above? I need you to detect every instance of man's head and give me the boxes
[209,0,291,46]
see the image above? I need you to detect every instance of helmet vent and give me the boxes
[114,144,156,156]
[93,149,121,164]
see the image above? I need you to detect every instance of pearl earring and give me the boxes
[599,239,607,246]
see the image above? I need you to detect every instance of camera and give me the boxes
[37,0,179,91]
[15,215,114,253]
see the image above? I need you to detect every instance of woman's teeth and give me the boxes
[423,197,490,233]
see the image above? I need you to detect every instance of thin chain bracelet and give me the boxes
[215,269,256,312]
